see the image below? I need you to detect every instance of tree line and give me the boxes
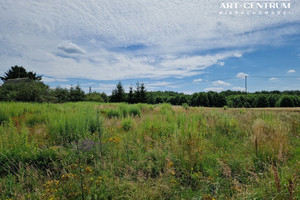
[1,66,300,107]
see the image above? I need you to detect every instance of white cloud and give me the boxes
[232,87,245,91]
[213,80,231,86]
[205,87,223,92]
[234,53,242,58]
[193,78,203,82]
[42,76,69,83]
[236,72,248,79]
[146,81,172,87]
[269,77,278,81]
[58,41,86,54]
[288,69,296,73]
[0,0,299,82]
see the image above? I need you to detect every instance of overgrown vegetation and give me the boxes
[0,102,299,199]
[1,66,300,107]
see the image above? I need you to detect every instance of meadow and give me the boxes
[0,102,299,199]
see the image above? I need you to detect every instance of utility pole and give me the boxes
[245,75,247,93]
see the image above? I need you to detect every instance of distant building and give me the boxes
[4,77,31,84]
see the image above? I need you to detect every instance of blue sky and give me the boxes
[0,0,299,94]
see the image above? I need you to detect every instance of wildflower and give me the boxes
[109,136,121,144]
[96,176,103,185]
[84,166,93,173]
[69,163,78,169]
[170,170,175,176]
[171,179,177,184]
[203,194,215,200]
[168,161,173,167]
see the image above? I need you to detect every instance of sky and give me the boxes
[0,0,299,94]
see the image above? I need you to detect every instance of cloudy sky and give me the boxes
[0,0,299,94]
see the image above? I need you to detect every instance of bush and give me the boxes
[276,95,294,107]
[253,95,269,107]
[0,110,9,125]
[128,106,141,117]
[182,103,189,110]
[122,118,133,132]
[0,81,50,102]
[107,109,122,118]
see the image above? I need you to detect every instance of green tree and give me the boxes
[0,80,49,102]
[215,93,227,107]
[276,95,294,107]
[134,82,141,103]
[189,93,199,107]
[69,85,85,102]
[85,92,104,102]
[197,93,209,107]
[139,83,147,103]
[53,87,70,103]
[110,81,125,102]
[100,92,108,102]
[128,86,134,104]
[1,65,42,82]
[253,95,269,107]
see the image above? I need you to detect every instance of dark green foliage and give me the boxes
[253,95,269,107]
[110,81,125,102]
[139,83,147,103]
[52,87,70,103]
[69,85,85,102]
[276,95,295,107]
[107,109,122,118]
[128,86,134,104]
[134,82,147,103]
[128,106,141,117]
[0,110,9,125]
[0,148,57,176]
[197,93,209,107]
[0,80,49,102]
[155,96,163,104]
[267,95,278,107]
[0,65,42,82]
[189,93,198,107]
[214,93,227,107]
[179,95,188,105]
[85,92,105,102]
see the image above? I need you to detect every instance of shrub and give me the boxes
[276,95,295,107]
[0,81,50,102]
[253,95,269,107]
[128,106,141,117]
[182,103,189,110]
[119,104,129,117]
[107,109,122,118]
[122,118,133,132]
[0,110,9,125]
[25,114,47,127]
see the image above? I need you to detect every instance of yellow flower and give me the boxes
[109,136,121,144]
[168,161,173,167]
[171,179,177,184]
[84,166,93,173]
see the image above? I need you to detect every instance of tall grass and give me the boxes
[0,102,299,199]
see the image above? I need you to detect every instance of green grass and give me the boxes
[0,102,299,199]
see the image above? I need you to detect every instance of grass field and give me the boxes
[0,102,299,199]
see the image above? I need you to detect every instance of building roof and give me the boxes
[5,77,31,84]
